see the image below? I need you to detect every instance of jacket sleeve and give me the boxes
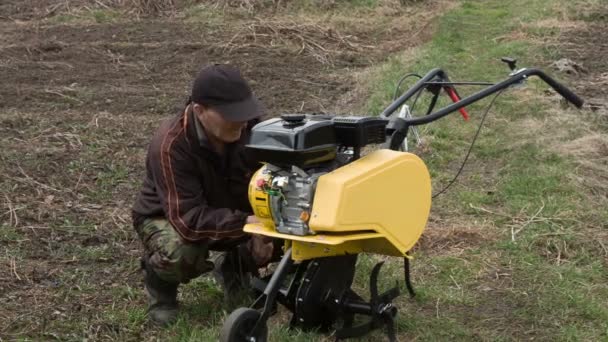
[149,138,249,243]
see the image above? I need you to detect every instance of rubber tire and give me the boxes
[220,307,268,342]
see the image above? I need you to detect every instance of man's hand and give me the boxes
[244,216,273,266]
[246,215,260,225]
[249,234,274,266]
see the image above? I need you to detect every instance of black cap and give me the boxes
[191,64,264,122]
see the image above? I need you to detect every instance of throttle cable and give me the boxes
[432,88,507,198]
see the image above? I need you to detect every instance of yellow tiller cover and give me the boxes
[245,149,432,260]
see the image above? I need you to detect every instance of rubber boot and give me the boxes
[141,258,179,326]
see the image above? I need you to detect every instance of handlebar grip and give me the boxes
[536,71,584,108]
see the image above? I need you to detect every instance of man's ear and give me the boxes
[192,103,204,117]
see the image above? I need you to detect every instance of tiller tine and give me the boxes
[335,261,400,342]
[370,261,400,306]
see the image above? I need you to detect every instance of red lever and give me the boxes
[445,87,469,121]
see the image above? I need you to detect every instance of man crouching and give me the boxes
[132,64,274,326]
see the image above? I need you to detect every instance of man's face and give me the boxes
[195,104,247,143]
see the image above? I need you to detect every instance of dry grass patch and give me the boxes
[417,219,498,256]
[560,133,608,194]
[527,18,587,30]
[222,18,369,65]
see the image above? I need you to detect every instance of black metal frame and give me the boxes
[248,248,295,337]
[383,67,583,150]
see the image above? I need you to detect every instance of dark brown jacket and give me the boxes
[132,106,261,243]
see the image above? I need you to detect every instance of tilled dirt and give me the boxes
[1,20,357,115]
[0,1,451,340]
[2,1,606,340]
[553,16,608,113]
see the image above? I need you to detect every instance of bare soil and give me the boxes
[0,1,450,340]
[552,8,608,111]
[2,0,605,340]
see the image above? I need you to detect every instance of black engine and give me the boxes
[246,114,388,167]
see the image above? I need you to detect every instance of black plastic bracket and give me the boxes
[501,57,517,71]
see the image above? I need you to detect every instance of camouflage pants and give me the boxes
[134,218,247,284]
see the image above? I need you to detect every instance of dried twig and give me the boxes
[511,201,545,241]
[44,2,66,17]
[469,201,577,242]
[468,203,511,217]
[221,19,367,65]
[11,258,22,281]
[3,194,19,227]
[18,225,96,236]
[435,298,440,318]
[17,165,62,193]
[130,0,175,15]
[597,239,608,257]
[43,90,83,104]
[94,0,112,10]
[74,170,84,192]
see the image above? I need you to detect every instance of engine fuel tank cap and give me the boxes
[281,114,306,126]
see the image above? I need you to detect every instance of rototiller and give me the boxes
[219,59,583,341]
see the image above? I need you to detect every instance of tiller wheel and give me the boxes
[220,249,411,342]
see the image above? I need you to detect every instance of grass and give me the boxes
[50,8,124,24]
[360,0,607,340]
[2,0,606,341]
